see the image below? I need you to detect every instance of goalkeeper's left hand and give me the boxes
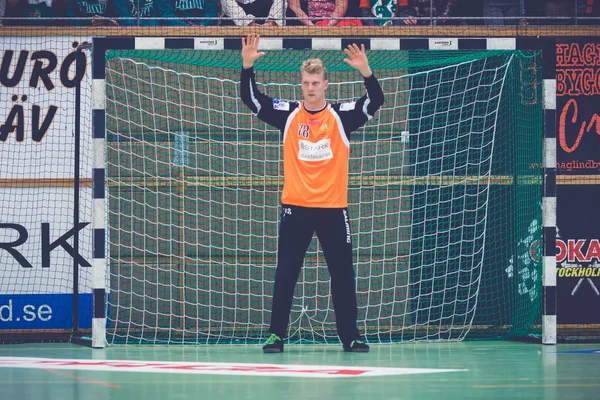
[343,43,372,78]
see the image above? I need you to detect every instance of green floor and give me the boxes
[0,341,599,399]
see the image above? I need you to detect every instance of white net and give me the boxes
[102,49,539,345]
[0,37,93,340]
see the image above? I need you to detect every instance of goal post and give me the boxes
[90,37,556,347]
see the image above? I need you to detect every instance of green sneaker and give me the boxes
[262,333,284,353]
[343,339,370,352]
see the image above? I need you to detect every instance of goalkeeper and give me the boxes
[240,34,384,353]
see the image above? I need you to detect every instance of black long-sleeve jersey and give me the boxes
[239,66,384,208]
[240,67,385,136]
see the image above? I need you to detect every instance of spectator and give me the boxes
[219,0,283,26]
[353,0,374,25]
[543,0,575,24]
[532,0,598,25]
[120,0,158,26]
[28,0,55,22]
[1,0,23,25]
[519,0,542,24]
[64,0,120,25]
[483,0,526,25]
[455,0,482,25]
[540,0,600,25]
[287,0,362,26]
[12,0,65,25]
[371,0,396,25]
[580,0,599,24]
[369,0,397,25]
[157,0,218,26]
[395,0,458,25]
[62,1,217,26]
[0,0,6,25]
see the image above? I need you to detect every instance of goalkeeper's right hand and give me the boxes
[241,33,266,69]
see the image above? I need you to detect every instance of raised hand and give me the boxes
[343,43,372,78]
[241,33,266,69]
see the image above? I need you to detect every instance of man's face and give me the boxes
[301,71,328,104]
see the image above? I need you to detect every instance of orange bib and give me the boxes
[281,103,350,208]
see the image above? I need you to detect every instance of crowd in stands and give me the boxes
[0,0,598,27]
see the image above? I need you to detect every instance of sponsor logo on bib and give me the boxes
[298,139,333,162]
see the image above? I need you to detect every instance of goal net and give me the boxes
[102,48,543,344]
[0,37,93,343]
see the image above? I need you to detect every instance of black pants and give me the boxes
[268,205,360,345]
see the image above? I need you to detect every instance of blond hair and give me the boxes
[301,58,328,81]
